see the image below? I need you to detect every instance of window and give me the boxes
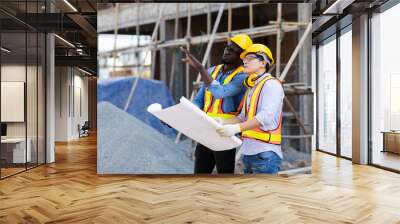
[315,23,354,159]
[370,2,400,171]
[317,36,337,154]
[339,28,352,158]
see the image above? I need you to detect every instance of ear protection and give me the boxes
[243,73,258,88]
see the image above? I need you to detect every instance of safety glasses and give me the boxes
[243,55,260,63]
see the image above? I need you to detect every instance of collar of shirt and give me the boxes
[216,66,237,81]
[254,73,272,85]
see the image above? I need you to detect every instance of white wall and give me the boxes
[1,65,39,138]
[71,72,89,138]
[55,67,89,141]
[1,66,26,130]
[1,63,46,164]
[1,65,26,140]
[55,66,69,141]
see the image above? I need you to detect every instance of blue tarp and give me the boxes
[98,77,177,138]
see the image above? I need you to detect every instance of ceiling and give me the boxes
[311,0,390,43]
[0,0,97,75]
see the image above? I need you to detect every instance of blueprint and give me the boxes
[147,97,242,151]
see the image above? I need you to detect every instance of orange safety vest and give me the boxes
[241,75,282,145]
[203,65,244,119]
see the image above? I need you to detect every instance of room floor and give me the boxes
[372,149,400,171]
[0,134,399,223]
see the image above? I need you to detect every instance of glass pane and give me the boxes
[0,1,46,178]
[26,0,40,169]
[27,31,38,169]
[371,3,400,171]
[38,32,45,165]
[1,30,28,177]
[317,37,337,154]
[340,29,352,158]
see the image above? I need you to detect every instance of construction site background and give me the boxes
[97,3,313,173]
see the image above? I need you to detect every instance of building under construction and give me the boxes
[97,3,313,169]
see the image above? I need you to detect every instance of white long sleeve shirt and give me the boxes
[237,73,285,158]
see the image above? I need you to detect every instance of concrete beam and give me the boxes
[98,24,302,57]
[98,3,253,33]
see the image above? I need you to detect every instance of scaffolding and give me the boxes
[98,3,313,150]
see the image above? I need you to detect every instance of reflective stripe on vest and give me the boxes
[241,75,282,145]
[203,65,244,119]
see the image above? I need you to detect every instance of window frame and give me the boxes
[315,23,353,161]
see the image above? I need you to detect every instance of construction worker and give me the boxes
[216,44,284,174]
[180,34,253,174]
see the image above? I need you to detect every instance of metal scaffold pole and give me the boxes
[185,3,192,98]
[249,3,254,29]
[206,3,211,68]
[279,22,312,82]
[151,4,161,80]
[168,3,180,91]
[135,3,140,77]
[112,3,119,75]
[276,3,282,78]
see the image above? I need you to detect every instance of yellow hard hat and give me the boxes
[240,43,274,65]
[230,34,253,51]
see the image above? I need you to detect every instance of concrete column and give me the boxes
[88,76,97,131]
[311,45,317,151]
[352,14,369,164]
[298,3,313,153]
[46,33,55,163]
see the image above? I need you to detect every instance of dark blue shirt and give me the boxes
[193,65,247,113]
